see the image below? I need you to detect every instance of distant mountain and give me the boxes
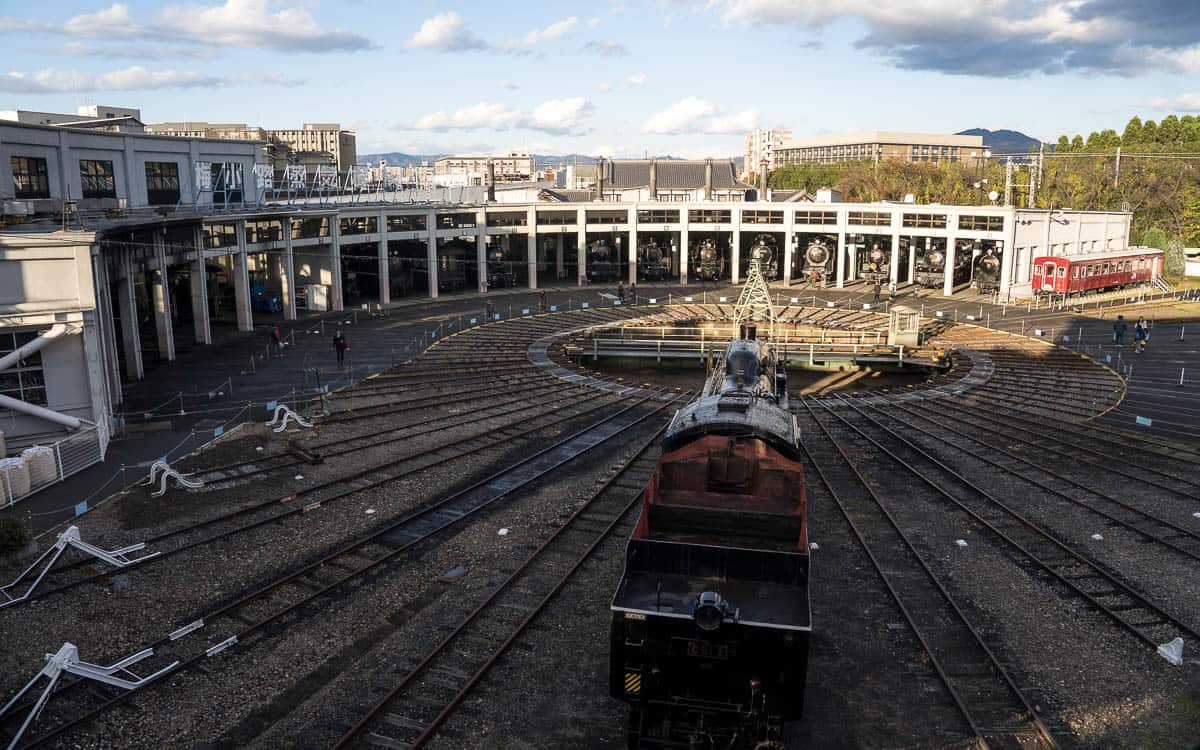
[956,128,1044,155]
[358,152,443,167]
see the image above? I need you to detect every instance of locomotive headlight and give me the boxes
[694,591,727,632]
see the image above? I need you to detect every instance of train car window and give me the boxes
[1057,267,1066,277]
[1073,267,1080,279]
[1103,262,1111,274]
[1033,265,1041,275]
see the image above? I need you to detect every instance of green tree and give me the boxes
[1165,238,1187,277]
[1159,115,1182,146]
[1056,134,1071,153]
[1122,116,1143,145]
[1071,134,1084,150]
[1142,119,1159,143]
[1142,226,1169,249]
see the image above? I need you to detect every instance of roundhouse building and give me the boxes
[0,120,1132,480]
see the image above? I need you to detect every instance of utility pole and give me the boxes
[1004,157,1013,207]
[1114,146,1121,188]
[1028,144,1043,208]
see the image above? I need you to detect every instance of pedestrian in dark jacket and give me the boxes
[629,282,638,304]
[333,328,347,366]
[872,281,882,303]
[617,281,626,303]
[1113,315,1127,346]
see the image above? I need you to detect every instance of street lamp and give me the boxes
[973,179,990,205]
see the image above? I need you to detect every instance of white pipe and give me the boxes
[0,394,82,429]
[0,324,73,373]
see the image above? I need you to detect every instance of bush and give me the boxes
[1166,238,1187,278]
[0,517,29,554]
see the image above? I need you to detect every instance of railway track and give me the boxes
[332,423,667,750]
[0,386,650,610]
[0,389,686,749]
[809,398,1200,654]
[796,403,1060,750]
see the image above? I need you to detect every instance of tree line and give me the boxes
[767,114,1199,274]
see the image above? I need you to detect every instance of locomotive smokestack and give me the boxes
[704,158,713,201]
[486,159,496,202]
[648,158,657,202]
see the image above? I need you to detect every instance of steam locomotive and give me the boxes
[485,246,518,289]
[610,325,810,748]
[588,239,621,283]
[637,238,673,281]
[747,234,780,279]
[689,238,725,281]
[914,240,972,289]
[860,241,890,283]
[801,237,834,283]
[972,245,1002,294]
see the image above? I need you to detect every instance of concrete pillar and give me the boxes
[731,208,742,284]
[680,223,690,284]
[232,224,254,332]
[628,206,638,284]
[92,252,123,406]
[576,207,587,286]
[943,230,958,297]
[527,206,538,289]
[117,250,143,380]
[835,211,847,289]
[330,216,344,311]
[889,214,902,287]
[280,218,296,320]
[908,239,918,286]
[378,210,390,306]
[426,209,439,298]
[476,209,488,293]
[783,211,795,285]
[555,235,565,280]
[151,231,175,361]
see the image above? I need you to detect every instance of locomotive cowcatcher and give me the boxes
[610,326,810,748]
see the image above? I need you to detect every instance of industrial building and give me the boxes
[146,121,357,176]
[433,152,535,187]
[775,131,987,167]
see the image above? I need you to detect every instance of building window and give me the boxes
[794,210,837,226]
[339,216,377,235]
[437,212,477,229]
[958,215,1004,232]
[387,214,427,232]
[687,209,731,224]
[144,162,181,205]
[79,160,117,199]
[293,217,330,240]
[902,213,947,229]
[742,210,783,224]
[0,332,48,408]
[487,212,527,228]
[848,211,891,226]
[11,156,50,199]
[636,209,679,224]
[586,210,627,225]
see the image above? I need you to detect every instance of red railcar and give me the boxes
[1032,248,1163,295]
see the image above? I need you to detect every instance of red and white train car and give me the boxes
[1032,247,1163,295]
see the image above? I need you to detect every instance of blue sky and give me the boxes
[2,1,1198,157]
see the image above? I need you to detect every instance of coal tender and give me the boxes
[609,325,810,748]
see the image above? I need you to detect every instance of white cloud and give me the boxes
[707,109,759,134]
[498,80,520,90]
[583,40,629,57]
[587,16,601,28]
[1141,93,1200,111]
[623,73,647,87]
[504,16,578,50]
[0,66,294,93]
[598,81,613,92]
[527,97,594,135]
[0,1,371,53]
[54,41,219,60]
[642,97,718,134]
[410,98,594,136]
[405,11,486,51]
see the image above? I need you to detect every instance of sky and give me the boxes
[1,0,1198,158]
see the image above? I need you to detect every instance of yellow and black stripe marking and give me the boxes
[624,672,641,694]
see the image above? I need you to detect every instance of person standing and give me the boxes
[872,280,882,303]
[270,324,282,358]
[1113,315,1127,347]
[629,281,638,305]
[333,328,347,367]
[888,281,897,302]
[539,289,547,313]
[617,281,626,303]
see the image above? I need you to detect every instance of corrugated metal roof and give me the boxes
[602,160,751,191]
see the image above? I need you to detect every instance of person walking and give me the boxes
[872,280,882,303]
[539,289,547,313]
[333,327,348,367]
[629,281,638,305]
[270,324,282,358]
[1134,317,1147,354]
[1113,315,1127,347]
[617,281,626,304]
[888,281,897,302]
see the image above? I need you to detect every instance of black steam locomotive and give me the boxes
[485,246,518,289]
[637,238,672,281]
[972,244,1002,294]
[689,238,725,281]
[914,240,972,289]
[433,239,473,292]
[801,237,834,283]
[747,234,779,279]
[610,328,810,748]
[588,239,621,283]
[860,241,890,283]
